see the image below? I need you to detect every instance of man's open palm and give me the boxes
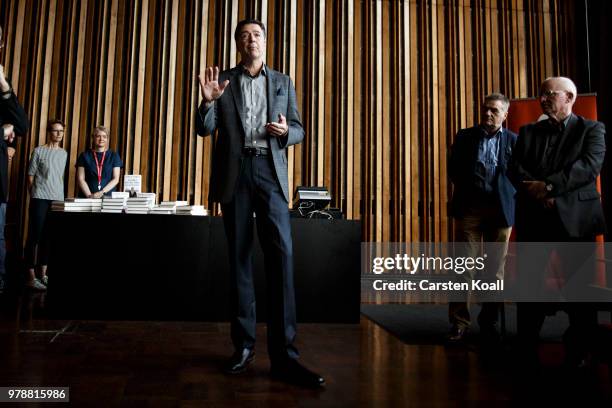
[199,66,229,103]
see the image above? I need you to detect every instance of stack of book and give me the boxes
[101,197,127,213]
[111,191,130,199]
[149,201,188,215]
[176,205,208,216]
[125,196,155,214]
[51,198,103,212]
[136,192,157,202]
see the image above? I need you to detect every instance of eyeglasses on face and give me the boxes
[540,90,566,98]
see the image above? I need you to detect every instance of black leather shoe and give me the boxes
[270,359,325,388]
[447,326,468,343]
[224,348,254,374]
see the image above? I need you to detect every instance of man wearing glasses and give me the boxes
[0,25,29,294]
[511,76,606,368]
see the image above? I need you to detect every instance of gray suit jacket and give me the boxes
[196,66,304,203]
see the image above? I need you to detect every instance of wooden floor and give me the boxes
[0,292,610,407]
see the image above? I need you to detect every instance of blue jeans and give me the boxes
[0,203,6,281]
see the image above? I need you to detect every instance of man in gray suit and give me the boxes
[196,19,323,388]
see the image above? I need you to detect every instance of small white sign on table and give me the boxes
[124,174,142,193]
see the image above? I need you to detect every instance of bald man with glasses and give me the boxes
[510,76,606,369]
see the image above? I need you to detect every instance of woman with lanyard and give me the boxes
[76,126,123,198]
[24,119,68,290]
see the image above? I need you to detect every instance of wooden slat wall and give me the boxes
[0,0,572,246]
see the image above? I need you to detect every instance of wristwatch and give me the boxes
[545,183,553,192]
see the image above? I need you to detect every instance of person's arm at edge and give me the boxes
[0,89,29,136]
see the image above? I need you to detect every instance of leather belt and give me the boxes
[241,147,269,157]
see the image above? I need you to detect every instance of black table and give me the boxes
[45,213,361,323]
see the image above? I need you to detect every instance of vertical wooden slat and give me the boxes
[162,0,179,200]
[72,0,87,194]
[409,0,419,242]
[132,0,149,175]
[345,0,354,220]
[287,0,297,205]
[380,1,389,241]
[192,0,209,206]
[374,0,382,242]
[323,0,333,199]
[95,0,108,125]
[490,0,500,92]
[316,0,325,186]
[352,0,362,225]
[8,0,25,92]
[402,0,410,241]
[37,0,57,146]
[103,0,118,128]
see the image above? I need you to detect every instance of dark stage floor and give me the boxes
[0,292,611,407]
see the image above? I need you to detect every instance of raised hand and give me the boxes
[265,113,289,137]
[198,66,229,103]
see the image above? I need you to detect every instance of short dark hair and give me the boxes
[47,119,65,131]
[234,19,266,41]
[483,93,510,112]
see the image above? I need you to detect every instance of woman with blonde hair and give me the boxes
[76,126,123,198]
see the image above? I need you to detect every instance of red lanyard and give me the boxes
[92,150,107,190]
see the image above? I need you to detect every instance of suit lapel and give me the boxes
[555,113,579,164]
[470,127,481,163]
[228,67,247,136]
[266,69,278,123]
[499,128,508,166]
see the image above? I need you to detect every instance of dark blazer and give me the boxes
[510,114,606,238]
[448,126,517,227]
[0,91,29,203]
[196,66,304,204]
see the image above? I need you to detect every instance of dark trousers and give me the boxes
[221,155,298,362]
[24,198,53,269]
[516,206,598,361]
